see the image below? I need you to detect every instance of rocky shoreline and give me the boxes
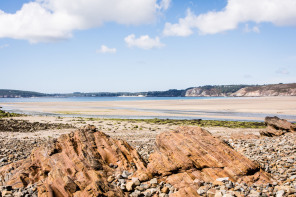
[0,116,295,196]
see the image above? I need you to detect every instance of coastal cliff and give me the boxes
[185,88,227,97]
[185,83,296,97]
[231,83,296,97]
[185,85,247,97]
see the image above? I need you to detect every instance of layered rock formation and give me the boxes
[231,83,296,97]
[0,125,147,196]
[0,125,272,196]
[260,116,296,137]
[148,127,271,196]
[185,83,296,97]
[185,88,227,97]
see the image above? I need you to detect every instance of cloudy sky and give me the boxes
[0,0,296,93]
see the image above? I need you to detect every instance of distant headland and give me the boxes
[1,83,295,98]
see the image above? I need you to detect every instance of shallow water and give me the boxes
[1,97,295,122]
[0,96,227,103]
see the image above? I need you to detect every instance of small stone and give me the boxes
[148,188,157,195]
[141,183,149,190]
[135,185,145,191]
[193,179,204,187]
[150,178,157,184]
[107,176,114,183]
[130,190,141,197]
[132,177,140,186]
[116,174,123,179]
[213,180,224,186]
[122,170,131,178]
[142,190,151,197]
[109,163,114,168]
[120,184,126,190]
[276,190,285,197]
[197,186,208,195]
[138,173,149,182]
[126,181,135,191]
[290,175,296,181]
[165,183,172,188]
[223,194,234,197]
[161,186,169,194]
[214,190,223,197]
[216,177,229,182]
[150,183,157,188]
[0,158,8,163]
[1,190,12,196]
[249,190,260,197]
[207,188,216,197]
[118,179,126,184]
[13,191,23,197]
[287,187,296,194]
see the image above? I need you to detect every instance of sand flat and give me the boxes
[2,96,296,121]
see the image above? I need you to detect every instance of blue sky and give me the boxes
[0,0,296,93]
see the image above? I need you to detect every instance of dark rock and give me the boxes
[260,116,295,137]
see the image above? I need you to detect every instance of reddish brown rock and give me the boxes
[260,116,295,137]
[0,125,147,197]
[148,127,271,196]
[0,125,273,197]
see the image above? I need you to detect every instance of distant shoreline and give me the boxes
[1,83,296,98]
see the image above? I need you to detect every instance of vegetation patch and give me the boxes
[0,108,22,118]
[83,117,265,128]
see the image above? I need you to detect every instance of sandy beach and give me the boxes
[1,96,296,121]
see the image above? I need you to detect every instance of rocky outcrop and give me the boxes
[260,116,296,137]
[0,125,148,197]
[231,83,296,97]
[0,119,73,132]
[0,125,273,197]
[185,88,227,97]
[185,83,296,97]
[148,127,271,196]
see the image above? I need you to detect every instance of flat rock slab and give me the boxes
[148,127,271,196]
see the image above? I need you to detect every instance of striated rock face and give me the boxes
[0,125,147,197]
[148,127,271,196]
[185,88,227,97]
[260,116,296,137]
[0,125,273,197]
[185,83,296,97]
[231,83,296,97]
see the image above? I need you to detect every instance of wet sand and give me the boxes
[2,96,296,121]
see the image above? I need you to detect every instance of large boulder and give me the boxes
[0,125,272,197]
[0,125,147,197]
[260,116,296,137]
[148,127,271,196]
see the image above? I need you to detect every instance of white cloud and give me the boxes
[0,0,170,43]
[0,44,9,49]
[157,0,171,10]
[276,68,290,75]
[124,34,165,50]
[244,24,260,33]
[252,26,260,33]
[163,9,195,37]
[163,0,296,36]
[96,45,116,54]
